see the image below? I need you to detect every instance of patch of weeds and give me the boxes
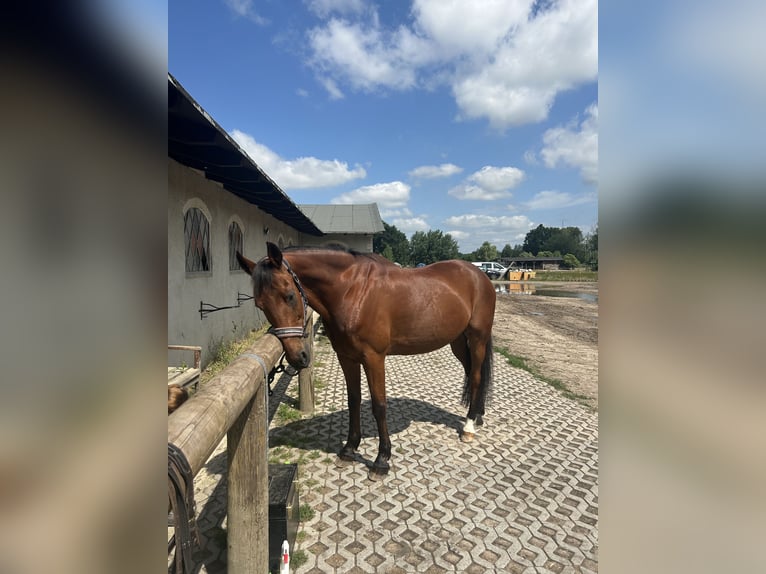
[495,347,593,411]
[291,549,308,570]
[276,403,301,424]
[200,326,268,385]
[322,457,333,464]
[296,531,308,543]
[307,451,321,460]
[304,478,319,489]
[299,503,315,522]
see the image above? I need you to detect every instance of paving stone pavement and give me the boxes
[178,335,598,573]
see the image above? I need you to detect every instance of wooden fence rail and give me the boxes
[168,329,306,573]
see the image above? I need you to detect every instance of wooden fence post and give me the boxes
[227,379,268,573]
[299,312,315,413]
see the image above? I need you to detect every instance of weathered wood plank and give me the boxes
[167,335,282,477]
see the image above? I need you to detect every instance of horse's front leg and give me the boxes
[337,356,362,464]
[363,354,391,480]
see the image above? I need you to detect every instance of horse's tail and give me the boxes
[461,336,494,414]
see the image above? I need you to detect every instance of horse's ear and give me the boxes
[266,242,283,267]
[236,251,256,275]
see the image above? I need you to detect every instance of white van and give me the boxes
[472,261,507,279]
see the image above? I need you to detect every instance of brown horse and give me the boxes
[237,242,495,479]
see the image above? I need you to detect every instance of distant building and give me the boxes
[500,257,565,270]
[299,204,384,252]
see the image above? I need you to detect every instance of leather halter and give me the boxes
[265,258,311,340]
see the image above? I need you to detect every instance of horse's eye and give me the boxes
[285,291,296,305]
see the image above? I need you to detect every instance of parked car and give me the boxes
[472,261,508,280]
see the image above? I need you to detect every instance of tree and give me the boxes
[409,230,459,264]
[522,224,554,255]
[562,253,581,269]
[500,244,522,258]
[544,227,585,261]
[473,241,498,261]
[584,224,598,270]
[374,222,410,265]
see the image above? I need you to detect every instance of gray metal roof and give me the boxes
[299,204,384,235]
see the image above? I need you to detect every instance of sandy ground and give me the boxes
[491,282,599,410]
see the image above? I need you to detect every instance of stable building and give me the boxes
[168,74,382,367]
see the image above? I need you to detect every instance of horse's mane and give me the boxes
[283,244,393,264]
[253,245,391,294]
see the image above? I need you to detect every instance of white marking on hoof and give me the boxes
[462,417,476,442]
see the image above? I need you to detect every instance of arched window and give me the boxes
[184,207,211,272]
[228,221,243,271]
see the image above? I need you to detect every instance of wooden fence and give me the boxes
[167,313,315,573]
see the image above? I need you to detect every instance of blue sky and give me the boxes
[170,0,597,253]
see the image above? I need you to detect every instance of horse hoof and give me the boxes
[461,432,475,443]
[368,467,389,481]
[335,455,355,468]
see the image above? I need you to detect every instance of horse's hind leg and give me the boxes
[337,356,362,464]
[451,336,479,440]
[362,354,391,480]
[457,330,492,442]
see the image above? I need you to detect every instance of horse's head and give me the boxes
[237,242,311,369]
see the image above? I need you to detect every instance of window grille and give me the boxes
[228,221,243,271]
[184,208,210,272]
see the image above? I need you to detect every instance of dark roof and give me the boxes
[504,257,564,263]
[168,74,322,236]
[299,204,384,234]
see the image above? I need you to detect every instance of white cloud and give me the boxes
[412,0,530,57]
[448,184,511,201]
[379,207,413,218]
[318,76,345,100]
[308,19,431,92]
[408,163,463,179]
[230,129,366,189]
[306,0,367,18]
[331,181,410,208]
[448,165,525,200]
[443,213,535,250]
[444,213,533,231]
[224,0,268,25]
[306,0,597,127]
[524,190,596,210]
[540,103,598,184]
[392,216,430,234]
[468,166,525,192]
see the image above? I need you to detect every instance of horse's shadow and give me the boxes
[268,395,465,467]
[188,372,463,572]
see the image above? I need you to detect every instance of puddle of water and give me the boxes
[495,283,598,302]
[495,283,536,295]
[533,289,598,303]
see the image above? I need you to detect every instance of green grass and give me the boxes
[291,549,308,570]
[533,269,598,282]
[495,347,593,410]
[200,326,268,385]
[276,403,302,423]
[299,503,315,522]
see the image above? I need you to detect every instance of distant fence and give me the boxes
[168,313,315,573]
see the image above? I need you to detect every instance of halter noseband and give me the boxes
[265,259,311,340]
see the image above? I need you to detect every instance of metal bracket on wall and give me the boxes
[198,293,254,319]
[199,300,240,319]
[236,292,253,305]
